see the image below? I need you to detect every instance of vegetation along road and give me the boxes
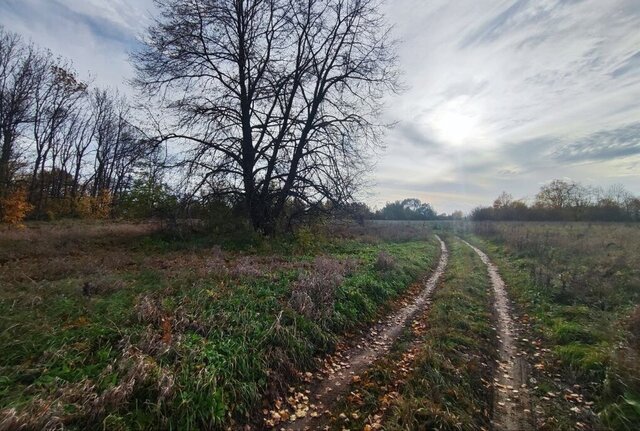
[276,236,449,430]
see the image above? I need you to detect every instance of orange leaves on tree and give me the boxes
[0,187,33,225]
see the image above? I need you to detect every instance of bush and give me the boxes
[118,178,177,219]
[0,187,33,225]
[73,192,112,219]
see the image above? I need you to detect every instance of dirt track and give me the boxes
[462,240,534,431]
[286,235,449,430]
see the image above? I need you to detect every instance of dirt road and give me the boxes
[462,240,534,431]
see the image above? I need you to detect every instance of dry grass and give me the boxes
[629,305,640,350]
[471,221,640,310]
[374,250,396,271]
[289,256,346,320]
[327,220,433,243]
[463,221,640,429]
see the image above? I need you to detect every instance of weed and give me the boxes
[374,250,396,272]
[289,256,345,321]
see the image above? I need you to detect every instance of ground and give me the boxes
[0,220,638,430]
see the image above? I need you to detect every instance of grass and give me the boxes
[462,222,640,430]
[0,220,439,430]
[329,236,498,431]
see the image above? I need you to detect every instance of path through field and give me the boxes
[284,236,449,430]
[462,240,534,431]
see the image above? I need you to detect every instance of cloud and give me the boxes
[554,123,640,162]
[611,51,640,78]
[0,0,155,89]
[460,0,530,48]
[374,0,640,212]
[394,123,443,149]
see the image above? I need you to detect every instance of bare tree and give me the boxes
[30,59,88,210]
[0,27,39,197]
[87,89,152,202]
[133,0,399,233]
[493,191,513,209]
[535,179,588,209]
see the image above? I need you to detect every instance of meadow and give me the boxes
[1,220,639,430]
[292,221,640,431]
[0,220,439,430]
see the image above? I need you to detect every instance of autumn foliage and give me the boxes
[0,188,33,225]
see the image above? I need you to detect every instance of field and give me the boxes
[0,220,639,430]
[0,220,439,430]
[467,222,640,430]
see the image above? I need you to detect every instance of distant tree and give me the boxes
[470,206,494,221]
[472,180,640,222]
[376,198,437,220]
[535,180,568,209]
[628,198,640,221]
[133,0,400,233]
[493,191,513,209]
[450,210,464,220]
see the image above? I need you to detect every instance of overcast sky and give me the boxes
[2,0,639,213]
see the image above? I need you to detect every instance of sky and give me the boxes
[1,0,639,213]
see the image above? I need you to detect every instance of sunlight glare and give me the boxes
[432,101,483,147]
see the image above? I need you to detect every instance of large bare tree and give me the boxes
[134,0,399,233]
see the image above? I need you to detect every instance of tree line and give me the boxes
[0,26,164,222]
[471,180,640,222]
[3,0,639,230]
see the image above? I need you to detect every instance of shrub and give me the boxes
[0,187,33,225]
[93,190,112,219]
[72,191,113,219]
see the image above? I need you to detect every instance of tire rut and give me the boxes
[285,235,449,431]
[462,239,534,431]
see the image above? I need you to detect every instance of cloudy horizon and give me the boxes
[2,0,639,213]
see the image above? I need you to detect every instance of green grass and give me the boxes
[463,222,640,431]
[330,237,497,431]
[0,221,439,430]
